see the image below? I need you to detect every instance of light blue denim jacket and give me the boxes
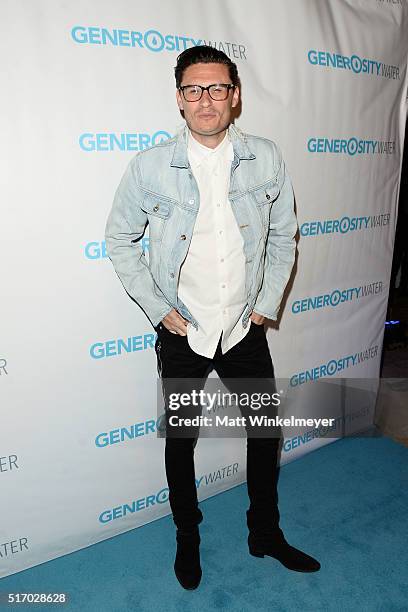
[105,124,298,329]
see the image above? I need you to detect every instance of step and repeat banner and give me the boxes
[1,0,407,578]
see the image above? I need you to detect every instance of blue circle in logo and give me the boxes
[144,29,165,52]
[351,54,362,74]
[340,216,351,234]
[152,130,172,145]
[347,138,358,156]
[327,359,338,376]
[156,487,169,504]
[330,290,341,307]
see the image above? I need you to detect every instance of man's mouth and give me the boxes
[197,113,217,118]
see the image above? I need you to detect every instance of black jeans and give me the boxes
[155,322,281,535]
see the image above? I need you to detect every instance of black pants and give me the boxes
[155,322,281,535]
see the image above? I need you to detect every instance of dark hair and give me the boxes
[174,45,239,88]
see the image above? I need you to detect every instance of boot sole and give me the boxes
[249,549,321,572]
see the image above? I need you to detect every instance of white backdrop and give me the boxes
[1,0,407,578]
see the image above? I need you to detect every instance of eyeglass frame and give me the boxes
[178,83,236,102]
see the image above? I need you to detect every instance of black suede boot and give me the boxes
[248,529,321,573]
[174,527,202,590]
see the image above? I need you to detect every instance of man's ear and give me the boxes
[176,89,184,111]
[232,86,240,108]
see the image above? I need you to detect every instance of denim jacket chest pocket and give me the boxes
[250,180,280,231]
[140,192,173,242]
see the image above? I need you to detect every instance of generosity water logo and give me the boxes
[71,26,247,59]
[308,50,400,79]
[0,359,7,376]
[90,333,156,359]
[84,238,150,259]
[79,131,171,152]
[0,538,29,559]
[99,462,238,523]
[300,212,390,237]
[292,281,383,314]
[307,137,396,155]
[290,345,379,387]
[283,404,370,452]
[377,0,406,7]
[99,486,170,523]
[0,454,18,473]
[95,416,164,447]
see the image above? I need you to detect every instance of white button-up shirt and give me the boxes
[177,130,251,358]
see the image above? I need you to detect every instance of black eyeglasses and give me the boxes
[179,83,235,102]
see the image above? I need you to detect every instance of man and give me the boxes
[105,45,320,590]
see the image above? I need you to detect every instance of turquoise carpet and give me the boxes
[1,437,407,611]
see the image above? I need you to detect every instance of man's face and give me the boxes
[176,62,240,146]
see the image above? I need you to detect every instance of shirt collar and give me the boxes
[187,129,234,167]
[170,123,255,169]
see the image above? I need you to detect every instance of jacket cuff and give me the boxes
[150,304,174,328]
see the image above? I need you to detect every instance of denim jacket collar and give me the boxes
[170,123,256,169]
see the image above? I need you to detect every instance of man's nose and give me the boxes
[199,90,213,106]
